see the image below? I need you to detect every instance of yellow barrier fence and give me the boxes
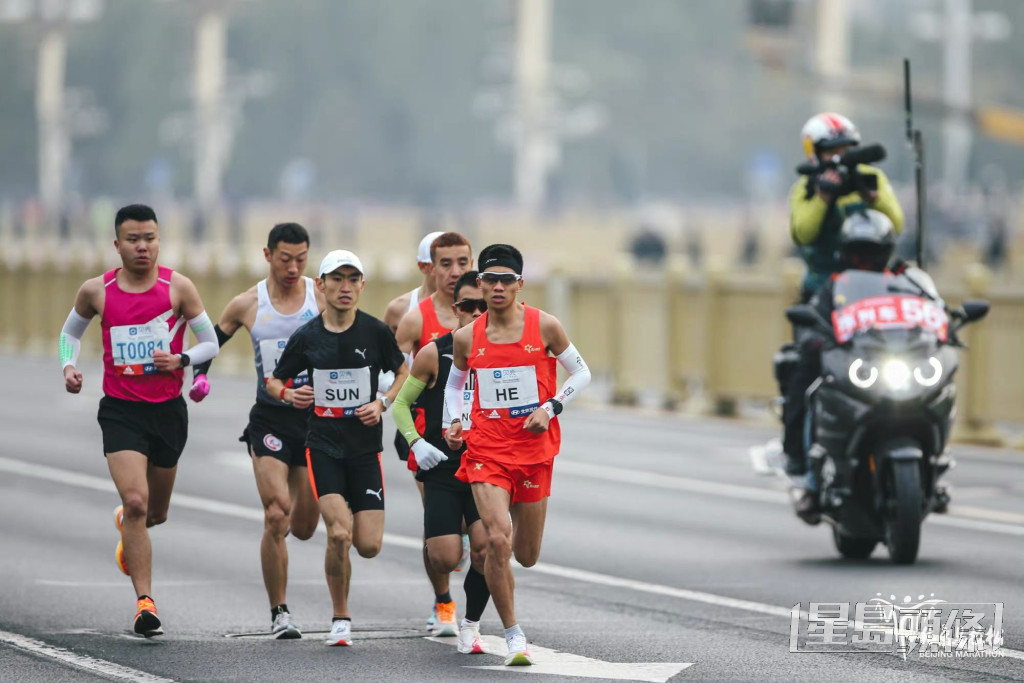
[3,251,1021,446]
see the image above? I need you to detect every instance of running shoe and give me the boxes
[116,540,130,576]
[324,619,352,646]
[504,632,533,666]
[426,604,438,630]
[133,597,163,638]
[271,610,302,639]
[454,533,470,572]
[431,601,458,637]
[113,505,129,576]
[457,622,488,654]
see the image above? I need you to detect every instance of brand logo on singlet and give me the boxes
[263,434,283,452]
[477,348,486,357]
[430,332,439,340]
[487,410,500,419]
[301,310,315,320]
[474,463,484,470]
[354,348,366,359]
[523,344,539,353]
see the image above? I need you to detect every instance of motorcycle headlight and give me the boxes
[882,359,911,390]
[848,358,878,389]
[913,357,943,387]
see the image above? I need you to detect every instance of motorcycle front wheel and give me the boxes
[884,460,923,565]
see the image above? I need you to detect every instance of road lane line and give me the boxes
[0,629,174,682]
[2,455,1022,662]
[554,459,1024,536]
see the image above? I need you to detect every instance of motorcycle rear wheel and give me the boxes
[832,528,877,559]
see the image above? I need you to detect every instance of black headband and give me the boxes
[480,254,523,275]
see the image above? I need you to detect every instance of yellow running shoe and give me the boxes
[116,540,130,576]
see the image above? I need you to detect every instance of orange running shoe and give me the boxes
[134,597,163,638]
[431,600,458,637]
[116,540,130,576]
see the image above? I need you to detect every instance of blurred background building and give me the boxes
[0,0,1022,275]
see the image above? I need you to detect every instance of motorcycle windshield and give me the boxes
[830,271,949,343]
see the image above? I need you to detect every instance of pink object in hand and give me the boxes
[189,375,210,402]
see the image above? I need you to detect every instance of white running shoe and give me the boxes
[324,619,352,646]
[504,632,533,666]
[457,622,488,654]
[454,533,470,572]
[271,611,301,639]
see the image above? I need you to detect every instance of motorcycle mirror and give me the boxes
[786,305,829,333]
[960,300,989,323]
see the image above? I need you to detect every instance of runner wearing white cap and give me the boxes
[267,249,408,647]
[383,231,446,334]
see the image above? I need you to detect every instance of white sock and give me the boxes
[504,624,524,643]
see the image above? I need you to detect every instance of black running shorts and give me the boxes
[97,395,187,469]
[241,403,308,467]
[306,448,385,513]
[423,476,480,539]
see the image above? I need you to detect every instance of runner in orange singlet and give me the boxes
[443,244,591,666]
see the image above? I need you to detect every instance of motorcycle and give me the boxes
[764,268,989,564]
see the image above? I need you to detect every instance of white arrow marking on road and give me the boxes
[428,635,691,682]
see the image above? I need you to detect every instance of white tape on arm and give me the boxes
[445,365,470,426]
[185,312,219,365]
[59,309,92,370]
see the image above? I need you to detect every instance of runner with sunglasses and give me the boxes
[443,244,592,666]
[392,270,492,654]
[394,231,474,633]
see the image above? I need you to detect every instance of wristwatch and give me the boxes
[545,398,563,416]
[380,395,390,412]
[178,353,191,368]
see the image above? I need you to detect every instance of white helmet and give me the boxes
[801,113,861,162]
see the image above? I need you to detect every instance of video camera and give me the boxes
[796,143,886,196]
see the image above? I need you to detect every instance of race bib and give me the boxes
[312,367,372,418]
[477,365,540,418]
[832,295,949,343]
[110,324,171,376]
[259,338,308,387]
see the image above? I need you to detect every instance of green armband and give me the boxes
[392,375,428,445]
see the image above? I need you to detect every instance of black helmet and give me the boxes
[838,209,895,272]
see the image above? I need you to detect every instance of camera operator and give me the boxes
[788,113,904,301]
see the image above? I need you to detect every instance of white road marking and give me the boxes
[555,458,1024,536]
[0,629,174,682]
[1,455,1022,663]
[428,635,691,682]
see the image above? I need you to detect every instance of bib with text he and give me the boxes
[313,367,372,418]
[260,338,309,388]
[110,324,171,376]
[477,365,540,418]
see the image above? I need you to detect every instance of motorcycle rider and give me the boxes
[789,113,904,302]
[785,210,897,520]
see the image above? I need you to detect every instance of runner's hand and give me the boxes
[189,374,210,402]
[523,407,551,434]
[152,349,181,371]
[445,421,463,450]
[64,366,83,394]
[289,385,314,409]
[411,439,448,470]
[355,399,384,426]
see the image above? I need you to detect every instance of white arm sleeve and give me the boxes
[185,312,219,366]
[59,309,92,370]
[445,365,470,425]
[542,343,591,417]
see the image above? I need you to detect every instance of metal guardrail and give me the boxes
[3,249,1020,446]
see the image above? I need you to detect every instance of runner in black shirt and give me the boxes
[267,249,408,647]
[392,271,491,654]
